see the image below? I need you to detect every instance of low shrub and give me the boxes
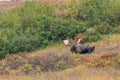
[0,0,120,58]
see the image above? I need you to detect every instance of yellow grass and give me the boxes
[1,34,120,80]
[0,67,119,80]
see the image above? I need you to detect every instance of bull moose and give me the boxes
[64,39,95,54]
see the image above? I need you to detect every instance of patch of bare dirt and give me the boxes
[0,0,68,10]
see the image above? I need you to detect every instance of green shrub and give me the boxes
[0,0,120,58]
[76,0,120,26]
[55,60,67,70]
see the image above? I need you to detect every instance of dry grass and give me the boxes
[94,34,120,53]
[0,34,120,79]
[0,0,69,10]
[0,67,120,80]
[0,1,24,11]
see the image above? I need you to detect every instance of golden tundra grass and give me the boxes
[1,34,120,80]
[0,67,120,80]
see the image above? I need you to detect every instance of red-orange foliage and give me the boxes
[74,33,86,43]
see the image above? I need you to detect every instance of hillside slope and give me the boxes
[0,34,120,80]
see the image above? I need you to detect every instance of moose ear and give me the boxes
[77,39,81,44]
[63,40,69,45]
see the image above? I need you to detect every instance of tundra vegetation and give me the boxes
[0,0,120,79]
[0,34,120,80]
[0,0,120,58]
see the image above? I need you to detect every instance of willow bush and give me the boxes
[0,0,120,59]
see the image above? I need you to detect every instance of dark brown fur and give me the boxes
[70,43,95,54]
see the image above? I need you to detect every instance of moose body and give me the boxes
[64,39,95,54]
[70,43,95,54]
